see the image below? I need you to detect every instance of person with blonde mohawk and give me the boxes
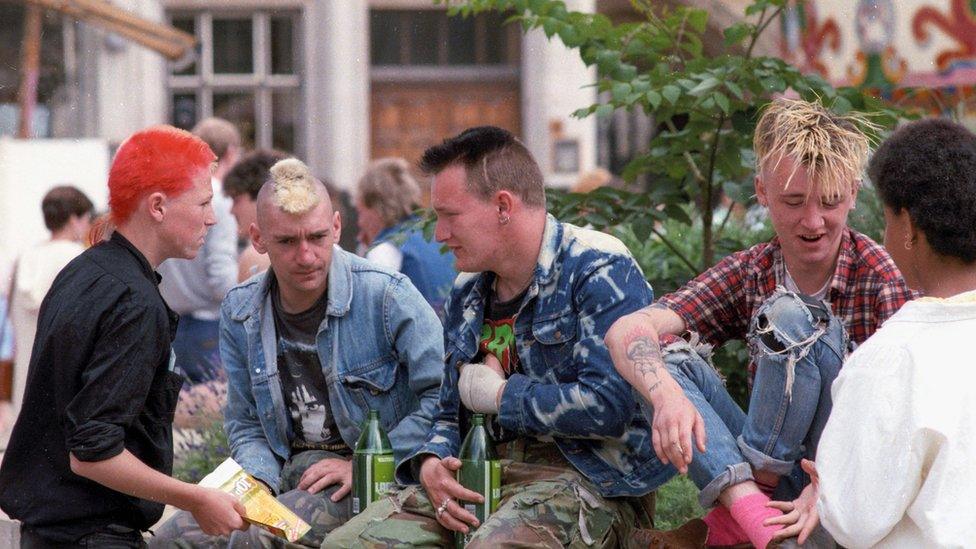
[605,98,913,547]
[151,158,444,548]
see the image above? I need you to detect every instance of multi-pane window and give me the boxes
[166,10,301,155]
[370,10,519,69]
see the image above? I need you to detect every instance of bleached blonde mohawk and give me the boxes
[754,98,878,200]
[269,158,322,214]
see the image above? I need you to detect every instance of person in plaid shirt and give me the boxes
[605,98,913,548]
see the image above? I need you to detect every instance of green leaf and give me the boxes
[725,80,744,100]
[760,75,786,92]
[572,106,594,118]
[662,85,681,105]
[646,90,663,110]
[558,25,582,47]
[687,10,708,33]
[723,23,753,46]
[613,64,638,81]
[688,77,720,96]
[595,104,615,118]
[611,82,632,102]
[664,204,693,225]
[542,17,558,37]
[832,96,853,114]
[713,92,730,114]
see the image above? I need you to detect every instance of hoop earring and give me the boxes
[904,239,913,251]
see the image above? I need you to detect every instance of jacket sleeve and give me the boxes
[381,276,444,483]
[221,298,283,492]
[395,288,462,483]
[498,254,654,439]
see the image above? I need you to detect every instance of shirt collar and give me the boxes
[769,228,856,298]
[110,231,161,285]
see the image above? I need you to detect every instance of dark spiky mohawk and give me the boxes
[420,126,516,174]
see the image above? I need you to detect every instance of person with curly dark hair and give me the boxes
[778,117,976,546]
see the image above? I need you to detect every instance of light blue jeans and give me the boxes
[641,290,847,507]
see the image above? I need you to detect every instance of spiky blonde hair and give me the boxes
[754,98,877,200]
[268,158,322,214]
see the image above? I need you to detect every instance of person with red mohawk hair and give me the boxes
[0,125,249,547]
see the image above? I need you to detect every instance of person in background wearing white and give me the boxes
[772,117,976,547]
[7,186,93,423]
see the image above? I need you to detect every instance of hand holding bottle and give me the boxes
[419,455,483,533]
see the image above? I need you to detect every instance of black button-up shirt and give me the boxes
[0,232,181,542]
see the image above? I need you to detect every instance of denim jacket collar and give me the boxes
[451,214,564,360]
[230,245,354,323]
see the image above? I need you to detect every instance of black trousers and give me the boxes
[20,524,146,548]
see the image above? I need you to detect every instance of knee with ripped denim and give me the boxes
[747,289,844,396]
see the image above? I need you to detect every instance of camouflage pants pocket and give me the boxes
[321,485,451,549]
[466,476,633,549]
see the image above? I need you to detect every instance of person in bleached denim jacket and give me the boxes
[323,127,666,549]
[151,158,443,548]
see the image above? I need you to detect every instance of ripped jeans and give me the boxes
[642,290,847,507]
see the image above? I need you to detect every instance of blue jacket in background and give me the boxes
[370,217,457,318]
[400,215,673,498]
[221,246,444,492]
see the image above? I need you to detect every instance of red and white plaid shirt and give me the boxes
[657,229,913,359]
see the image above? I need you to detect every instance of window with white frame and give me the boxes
[166,10,302,155]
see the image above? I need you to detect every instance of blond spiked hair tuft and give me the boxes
[268,158,322,214]
[754,98,879,200]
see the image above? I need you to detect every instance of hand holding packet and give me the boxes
[199,457,311,542]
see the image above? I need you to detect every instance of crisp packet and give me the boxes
[199,457,311,542]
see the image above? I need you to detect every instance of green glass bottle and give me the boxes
[352,409,394,515]
[455,414,501,548]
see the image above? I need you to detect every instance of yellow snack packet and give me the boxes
[199,457,311,543]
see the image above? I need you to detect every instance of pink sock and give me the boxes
[729,493,784,549]
[703,505,748,545]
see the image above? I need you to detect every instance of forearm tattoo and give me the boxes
[625,332,665,395]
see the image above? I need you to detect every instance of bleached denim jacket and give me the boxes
[400,215,671,498]
[221,247,444,492]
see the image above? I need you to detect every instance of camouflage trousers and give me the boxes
[149,450,352,549]
[323,444,651,548]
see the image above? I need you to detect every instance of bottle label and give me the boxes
[456,458,501,525]
[353,453,395,514]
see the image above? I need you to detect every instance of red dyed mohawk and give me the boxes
[107,125,216,225]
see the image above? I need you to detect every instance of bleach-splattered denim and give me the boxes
[400,215,669,498]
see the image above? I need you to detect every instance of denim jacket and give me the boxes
[401,215,672,497]
[222,246,443,492]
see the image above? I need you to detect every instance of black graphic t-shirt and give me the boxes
[271,276,347,452]
[463,284,528,444]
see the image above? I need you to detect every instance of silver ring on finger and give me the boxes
[435,497,451,518]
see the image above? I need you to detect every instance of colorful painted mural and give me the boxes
[781,0,976,117]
